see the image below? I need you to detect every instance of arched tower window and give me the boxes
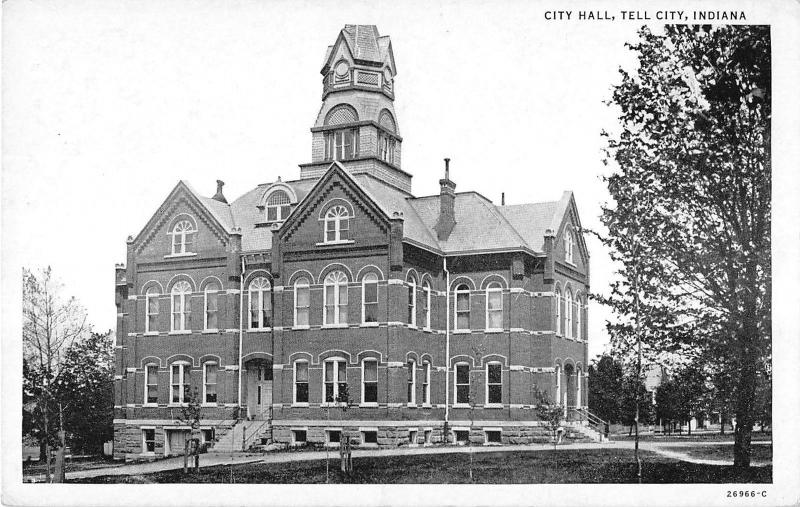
[248,277,272,330]
[323,271,349,325]
[171,281,192,332]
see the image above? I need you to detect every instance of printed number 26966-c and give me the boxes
[727,491,767,498]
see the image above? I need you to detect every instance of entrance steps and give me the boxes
[210,419,272,453]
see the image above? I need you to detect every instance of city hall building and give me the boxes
[113,25,592,460]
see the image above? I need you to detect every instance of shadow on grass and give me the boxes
[71,449,771,484]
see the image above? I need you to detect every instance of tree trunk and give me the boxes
[733,310,759,469]
[720,415,725,434]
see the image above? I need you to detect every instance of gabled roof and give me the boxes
[169,170,575,258]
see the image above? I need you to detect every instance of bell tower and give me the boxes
[299,25,411,192]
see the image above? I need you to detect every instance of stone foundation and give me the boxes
[113,421,235,461]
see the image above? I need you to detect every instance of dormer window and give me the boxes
[170,219,195,255]
[324,129,358,161]
[324,205,350,243]
[266,191,291,222]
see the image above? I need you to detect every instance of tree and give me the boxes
[23,267,89,481]
[601,25,770,468]
[619,374,653,436]
[588,354,624,424]
[534,389,564,451]
[55,331,114,454]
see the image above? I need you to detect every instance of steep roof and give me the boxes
[179,168,570,256]
[323,25,393,71]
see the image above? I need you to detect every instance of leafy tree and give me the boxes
[619,374,653,436]
[23,267,89,481]
[54,331,114,454]
[534,389,564,450]
[588,354,623,424]
[601,25,770,468]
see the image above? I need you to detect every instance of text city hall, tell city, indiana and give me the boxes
[112,24,591,459]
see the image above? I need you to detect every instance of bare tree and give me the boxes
[22,267,89,482]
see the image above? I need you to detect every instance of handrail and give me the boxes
[568,407,609,439]
[242,419,271,450]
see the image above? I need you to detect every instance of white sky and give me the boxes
[0,0,743,361]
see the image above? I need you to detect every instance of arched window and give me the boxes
[423,281,432,330]
[407,278,416,326]
[555,364,562,405]
[565,229,574,264]
[324,104,358,125]
[294,277,310,327]
[576,366,583,408]
[486,362,502,405]
[323,357,347,403]
[485,282,503,331]
[421,361,431,405]
[407,359,417,405]
[171,281,192,332]
[324,205,351,243]
[565,289,573,339]
[454,284,470,331]
[203,361,218,404]
[361,359,378,405]
[293,360,309,404]
[266,191,291,222]
[362,273,379,324]
[323,271,348,325]
[555,288,562,335]
[454,362,470,405]
[170,361,190,405]
[248,277,272,329]
[204,281,221,331]
[144,363,159,405]
[576,295,582,341]
[170,219,195,255]
[145,286,160,334]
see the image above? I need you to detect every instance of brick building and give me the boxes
[113,24,592,460]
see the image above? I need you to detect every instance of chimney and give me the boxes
[434,158,456,241]
[212,180,228,203]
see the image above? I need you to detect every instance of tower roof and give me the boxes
[322,24,394,73]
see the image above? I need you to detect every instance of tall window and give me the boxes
[565,230,574,264]
[555,365,562,405]
[248,277,272,329]
[170,362,190,404]
[144,363,158,405]
[294,361,309,404]
[324,271,348,325]
[204,281,221,331]
[407,279,416,326]
[486,282,503,330]
[576,367,583,408]
[422,361,431,405]
[266,190,291,222]
[423,281,431,330]
[555,288,562,335]
[294,277,310,327]
[171,281,191,332]
[362,359,378,404]
[576,295,582,340]
[407,360,416,404]
[379,133,395,163]
[203,362,217,404]
[324,358,347,403]
[324,129,357,161]
[455,284,470,331]
[324,205,350,243]
[455,363,470,405]
[486,363,502,405]
[145,287,159,334]
[362,273,378,324]
[565,289,573,338]
[170,219,195,255]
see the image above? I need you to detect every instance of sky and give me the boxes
[3,1,678,360]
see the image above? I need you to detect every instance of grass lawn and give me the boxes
[663,444,772,462]
[71,449,771,484]
[613,431,772,442]
[23,456,117,475]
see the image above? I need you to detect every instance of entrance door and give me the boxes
[246,362,272,420]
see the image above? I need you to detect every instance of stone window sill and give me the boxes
[315,240,355,246]
[164,252,197,259]
[361,322,379,327]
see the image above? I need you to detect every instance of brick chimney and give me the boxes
[434,158,456,241]
[212,180,227,203]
